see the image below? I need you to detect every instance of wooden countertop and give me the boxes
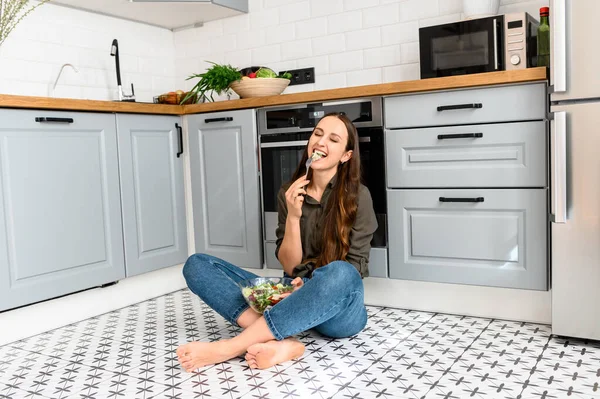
[0,68,547,116]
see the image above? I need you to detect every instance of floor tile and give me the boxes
[0,348,73,399]
[4,289,600,399]
[523,337,600,398]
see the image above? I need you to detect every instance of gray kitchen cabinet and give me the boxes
[384,83,546,129]
[385,121,547,188]
[116,114,188,277]
[0,109,126,311]
[187,110,262,269]
[387,189,548,290]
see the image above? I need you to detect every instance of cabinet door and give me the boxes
[187,110,262,269]
[0,109,125,311]
[116,114,188,277]
[387,189,547,290]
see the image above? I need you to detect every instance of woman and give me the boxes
[177,113,378,372]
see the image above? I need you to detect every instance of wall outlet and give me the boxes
[286,67,315,86]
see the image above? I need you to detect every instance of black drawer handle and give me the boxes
[438,133,483,140]
[35,117,74,123]
[205,117,233,123]
[437,103,483,112]
[176,123,183,158]
[439,197,485,203]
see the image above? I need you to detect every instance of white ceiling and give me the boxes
[51,0,245,30]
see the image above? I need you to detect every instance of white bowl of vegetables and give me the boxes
[229,67,291,98]
[238,277,295,314]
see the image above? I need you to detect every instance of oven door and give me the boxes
[260,132,311,243]
[260,129,387,248]
[419,16,504,79]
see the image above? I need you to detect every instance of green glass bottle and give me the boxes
[537,7,550,67]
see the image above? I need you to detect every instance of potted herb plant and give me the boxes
[180,62,242,104]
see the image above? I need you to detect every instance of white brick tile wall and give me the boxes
[225,49,252,69]
[312,34,346,56]
[343,0,381,12]
[236,29,267,50]
[210,35,237,55]
[282,39,313,60]
[329,50,363,73]
[347,68,383,86]
[328,11,363,34]
[346,27,381,51]
[310,0,344,18]
[295,17,328,39]
[381,21,419,46]
[364,45,401,68]
[298,55,329,75]
[400,41,420,64]
[314,72,346,90]
[383,63,420,82]
[266,24,297,45]
[250,8,281,29]
[251,44,282,64]
[264,0,297,8]
[399,0,440,22]
[419,13,461,28]
[363,3,400,28]
[279,1,311,24]
[439,0,463,15]
[223,15,250,34]
[0,0,546,100]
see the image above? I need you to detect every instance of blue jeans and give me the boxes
[182,253,368,341]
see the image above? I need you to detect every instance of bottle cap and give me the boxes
[540,7,549,16]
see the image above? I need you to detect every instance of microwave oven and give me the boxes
[419,13,539,79]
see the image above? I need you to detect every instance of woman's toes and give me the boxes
[246,343,265,356]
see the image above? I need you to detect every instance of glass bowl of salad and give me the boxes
[238,277,295,314]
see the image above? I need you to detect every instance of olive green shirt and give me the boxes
[274,175,378,279]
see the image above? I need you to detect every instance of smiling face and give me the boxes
[307,116,353,172]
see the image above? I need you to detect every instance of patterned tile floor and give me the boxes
[1,289,600,399]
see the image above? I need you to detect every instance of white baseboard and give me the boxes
[364,277,552,324]
[0,265,551,347]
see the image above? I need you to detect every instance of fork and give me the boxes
[304,157,313,180]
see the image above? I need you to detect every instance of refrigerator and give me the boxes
[550,0,600,340]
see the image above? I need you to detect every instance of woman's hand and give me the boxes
[285,176,309,220]
[291,277,304,291]
[279,277,304,301]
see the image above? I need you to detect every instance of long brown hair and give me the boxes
[290,112,361,269]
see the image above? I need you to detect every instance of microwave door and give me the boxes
[420,17,502,78]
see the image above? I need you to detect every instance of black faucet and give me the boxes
[110,39,135,102]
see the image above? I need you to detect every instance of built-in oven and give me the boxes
[258,98,388,276]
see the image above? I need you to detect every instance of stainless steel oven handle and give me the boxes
[493,18,499,70]
[260,140,308,148]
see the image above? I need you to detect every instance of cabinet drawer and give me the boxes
[387,189,547,290]
[386,121,547,188]
[384,83,546,129]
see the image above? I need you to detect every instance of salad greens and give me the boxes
[242,282,294,313]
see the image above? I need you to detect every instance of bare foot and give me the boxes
[176,340,238,372]
[245,338,305,369]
